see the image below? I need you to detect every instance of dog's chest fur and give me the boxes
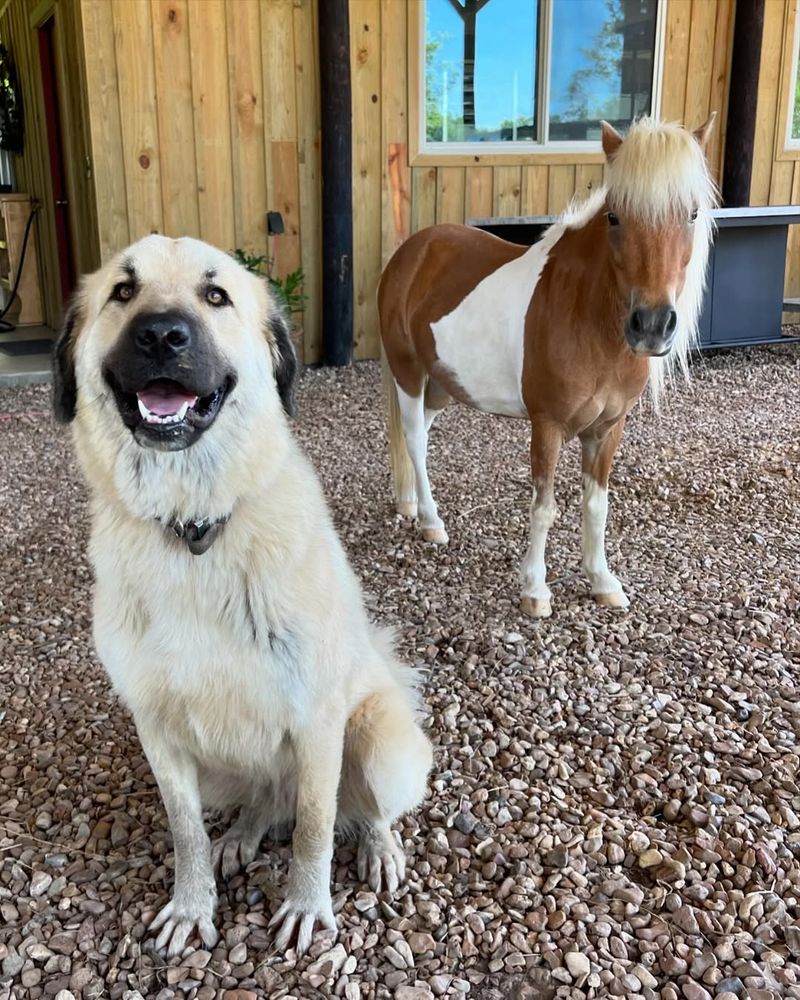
[90,513,330,776]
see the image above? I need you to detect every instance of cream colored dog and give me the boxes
[53,235,432,957]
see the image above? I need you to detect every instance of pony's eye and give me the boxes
[689,209,698,224]
[607,212,620,227]
[206,286,230,307]
[112,282,135,303]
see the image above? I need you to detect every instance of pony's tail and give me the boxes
[381,349,417,517]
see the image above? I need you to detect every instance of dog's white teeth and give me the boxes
[136,399,190,425]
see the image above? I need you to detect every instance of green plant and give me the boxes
[231,248,306,319]
[273,267,305,317]
[232,248,270,274]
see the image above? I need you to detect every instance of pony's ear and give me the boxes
[693,111,717,154]
[266,303,298,417]
[601,121,623,159]
[52,291,85,423]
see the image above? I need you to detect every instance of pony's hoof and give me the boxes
[421,526,449,545]
[521,596,552,619]
[595,590,629,609]
[396,501,418,518]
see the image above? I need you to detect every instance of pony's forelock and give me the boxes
[605,116,718,223]
[557,117,718,406]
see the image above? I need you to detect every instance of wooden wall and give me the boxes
[351,0,735,360]
[0,0,99,327]
[751,0,800,315]
[79,0,322,361]
[6,0,800,356]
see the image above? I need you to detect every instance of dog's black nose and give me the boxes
[133,313,192,359]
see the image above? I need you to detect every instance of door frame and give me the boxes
[28,0,99,316]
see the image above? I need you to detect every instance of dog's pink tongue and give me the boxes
[137,383,198,416]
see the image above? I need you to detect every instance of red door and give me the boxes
[38,15,75,301]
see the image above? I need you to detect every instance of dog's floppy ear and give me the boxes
[52,292,84,423]
[267,303,298,417]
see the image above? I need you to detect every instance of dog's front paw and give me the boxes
[211,831,260,880]
[269,890,336,956]
[149,891,219,958]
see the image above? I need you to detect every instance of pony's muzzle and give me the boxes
[625,304,678,357]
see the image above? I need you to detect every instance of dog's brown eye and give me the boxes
[690,209,698,223]
[113,282,135,303]
[607,212,620,227]
[206,286,229,307]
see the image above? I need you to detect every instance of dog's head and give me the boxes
[53,235,297,453]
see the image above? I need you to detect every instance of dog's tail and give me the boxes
[381,349,417,517]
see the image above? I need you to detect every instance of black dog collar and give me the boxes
[159,514,231,555]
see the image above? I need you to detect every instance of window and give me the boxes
[792,72,800,144]
[423,0,663,151]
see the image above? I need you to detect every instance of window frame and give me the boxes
[780,0,800,155]
[410,0,668,166]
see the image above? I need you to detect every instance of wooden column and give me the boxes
[722,0,766,207]
[318,0,353,366]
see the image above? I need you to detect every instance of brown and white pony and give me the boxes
[378,116,717,618]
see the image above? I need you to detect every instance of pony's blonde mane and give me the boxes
[560,117,718,404]
[605,117,718,223]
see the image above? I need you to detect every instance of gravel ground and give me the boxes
[1,345,799,1000]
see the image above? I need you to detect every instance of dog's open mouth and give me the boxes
[135,380,224,427]
[107,373,234,451]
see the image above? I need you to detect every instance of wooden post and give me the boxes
[318,0,353,366]
[722,0,765,207]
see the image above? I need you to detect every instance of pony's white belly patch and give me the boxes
[430,227,563,417]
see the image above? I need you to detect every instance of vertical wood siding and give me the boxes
[350,0,382,359]
[11,0,800,354]
[79,0,321,361]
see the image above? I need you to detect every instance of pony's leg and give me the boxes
[382,353,418,518]
[396,384,448,544]
[580,420,629,609]
[424,376,450,433]
[422,379,449,468]
[520,420,562,618]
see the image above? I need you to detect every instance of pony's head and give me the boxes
[599,115,717,379]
